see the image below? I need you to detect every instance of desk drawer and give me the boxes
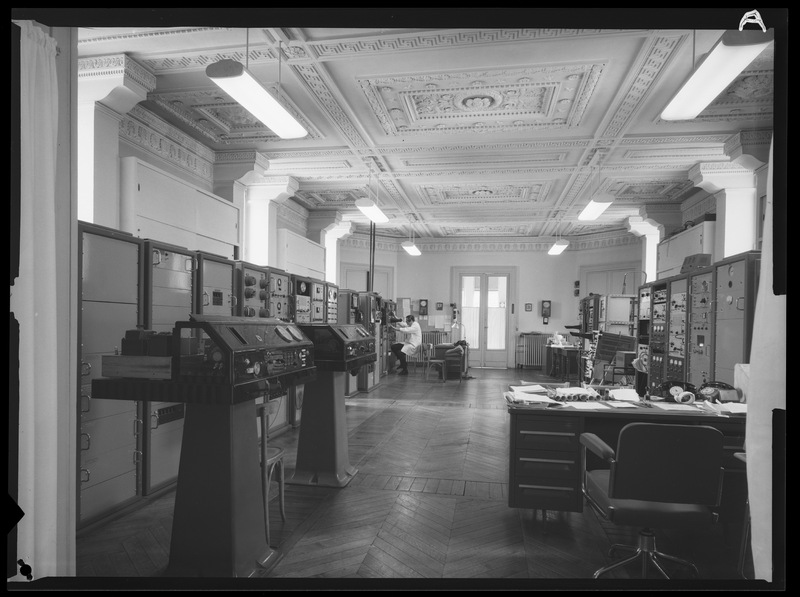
[515,428,578,452]
[516,415,581,433]
[511,477,581,511]
[514,449,578,480]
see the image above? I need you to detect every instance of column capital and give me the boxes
[688,162,755,194]
[78,54,155,114]
[244,176,300,204]
[725,129,772,170]
[637,203,682,237]
[307,210,353,245]
[212,151,271,200]
[626,216,662,238]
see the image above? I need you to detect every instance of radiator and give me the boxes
[516,332,548,369]
[407,331,452,365]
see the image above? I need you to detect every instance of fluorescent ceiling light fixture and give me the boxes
[660,29,774,121]
[355,197,389,224]
[578,194,614,221]
[548,239,569,255]
[402,240,421,256]
[206,59,308,139]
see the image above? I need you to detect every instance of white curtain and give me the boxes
[10,20,61,580]
[745,137,785,582]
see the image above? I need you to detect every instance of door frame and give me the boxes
[450,265,518,368]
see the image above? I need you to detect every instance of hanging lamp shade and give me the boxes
[402,240,421,256]
[355,197,388,224]
[660,29,774,121]
[206,58,308,139]
[578,193,614,220]
[548,239,569,255]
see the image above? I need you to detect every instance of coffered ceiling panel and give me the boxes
[56,8,781,245]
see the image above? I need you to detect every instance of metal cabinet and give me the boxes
[78,222,142,527]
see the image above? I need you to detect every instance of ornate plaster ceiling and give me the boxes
[68,11,777,245]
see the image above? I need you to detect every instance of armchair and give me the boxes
[580,422,725,579]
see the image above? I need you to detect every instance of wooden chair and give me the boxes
[424,343,463,383]
[423,343,445,383]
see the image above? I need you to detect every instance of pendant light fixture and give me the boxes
[402,229,421,256]
[578,163,613,221]
[548,238,569,256]
[355,167,389,224]
[660,28,774,121]
[206,33,308,139]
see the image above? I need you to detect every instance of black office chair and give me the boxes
[580,422,725,579]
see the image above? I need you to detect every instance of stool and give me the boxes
[259,404,286,548]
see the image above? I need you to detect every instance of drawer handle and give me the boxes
[520,430,575,437]
[519,484,573,492]
[519,457,574,464]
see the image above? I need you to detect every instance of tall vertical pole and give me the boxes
[368,221,375,292]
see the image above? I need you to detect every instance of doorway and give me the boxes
[455,270,512,369]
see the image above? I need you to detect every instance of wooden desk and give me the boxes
[507,403,747,521]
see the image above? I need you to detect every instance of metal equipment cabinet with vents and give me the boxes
[140,239,196,495]
[77,222,143,527]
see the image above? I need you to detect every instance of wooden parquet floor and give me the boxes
[72,366,752,590]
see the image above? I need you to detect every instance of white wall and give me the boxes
[340,238,643,338]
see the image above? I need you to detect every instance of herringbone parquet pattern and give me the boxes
[75,367,748,589]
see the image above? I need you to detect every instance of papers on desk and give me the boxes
[508,390,558,404]
[564,401,609,410]
[719,402,747,414]
[698,400,748,415]
[555,387,601,399]
[650,402,701,412]
[604,401,640,408]
[509,384,548,394]
[608,388,640,402]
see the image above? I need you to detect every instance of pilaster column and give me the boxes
[325,221,355,284]
[689,162,757,258]
[77,54,155,227]
[305,210,354,282]
[626,215,662,284]
[238,175,299,267]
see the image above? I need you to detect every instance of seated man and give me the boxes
[390,315,422,375]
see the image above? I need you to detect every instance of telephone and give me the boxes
[659,381,697,403]
[698,381,741,403]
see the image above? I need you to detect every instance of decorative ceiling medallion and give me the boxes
[722,73,773,102]
[458,92,500,111]
[441,224,528,236]
[361,63,600,136]
[418,183,539,206]
[408,85,552,122]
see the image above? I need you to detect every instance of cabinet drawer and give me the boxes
[510,478,581,511]
[514,449,578,480]
[516,415,581,434]
[515,429,578,451]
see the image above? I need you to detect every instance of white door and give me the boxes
[459,273,509,368]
